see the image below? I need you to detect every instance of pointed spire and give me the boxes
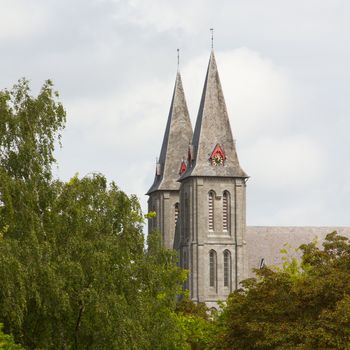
[147,71,193,194]
[181,51,247,179]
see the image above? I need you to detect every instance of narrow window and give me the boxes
[224,250,231,287]
[149,204,156,232]
[208,191,214,231]
[181,193,187,240]
[183,250,187,269]
[223,191,230,231]
[209,250,217,287]
[155,199,160,229]
[183,250,189,289]
[175,202,179,226]
[185,193,189,237]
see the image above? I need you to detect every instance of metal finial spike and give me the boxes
[177,48,180,70]
[210,28,214,49]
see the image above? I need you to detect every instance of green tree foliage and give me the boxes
[0,80,187,349]
[0,79,66,346]
[213,232,350,350]
[0,323,24,350]
[140,231,189,349]
[175,298,216,350]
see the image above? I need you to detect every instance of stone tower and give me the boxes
[175,51,248,307]
[147,71,193,249]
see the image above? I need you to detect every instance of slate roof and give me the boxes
[180,51,247,180]
[246,226,350,277]
[147,72,193,194]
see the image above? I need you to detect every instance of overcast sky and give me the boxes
[1,0,350,227]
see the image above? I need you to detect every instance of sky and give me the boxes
[1,0,350,227]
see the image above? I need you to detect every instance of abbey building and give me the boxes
[147,50,350,307]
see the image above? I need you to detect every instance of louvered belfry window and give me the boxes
[209,250,216,287]
[208,191,214,231]
[224,250,231,287]
[223,191,229,231]
[175,203,179,226]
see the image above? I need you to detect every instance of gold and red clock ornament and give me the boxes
[179,159,187,175]
[209,144,225,166]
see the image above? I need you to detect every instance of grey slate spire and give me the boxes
[181,51,247,179]
[147,72,193,194]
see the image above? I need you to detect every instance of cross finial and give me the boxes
[177,48,180,70]
[210,28,214,49]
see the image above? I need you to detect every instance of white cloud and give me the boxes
[56,75,175,219]
[243,135,324,190]
[65,77,173,147]
[112,0,213,33]
[59,47,324,224]
[0,0,48,41]
[220,49,295,140]
[2,0,348,227]
[182,48,295,141]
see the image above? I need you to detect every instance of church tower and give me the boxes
[147,71,193,249]
[176,51,248,307]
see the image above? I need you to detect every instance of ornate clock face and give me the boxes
[212,154,224,166]
[209,144,225,166]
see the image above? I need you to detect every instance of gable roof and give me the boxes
[246,226,350,277]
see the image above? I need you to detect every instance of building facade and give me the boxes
[147,50,350,306]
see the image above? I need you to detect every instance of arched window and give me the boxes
[208,191,214,231]
[223,191,230,231]
[209,250,217,288]
[174,202,179,226]
[224,250,231,288]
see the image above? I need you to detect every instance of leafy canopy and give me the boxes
[0,80,187,349]
[213,232,350,350]
[0,323,24,350]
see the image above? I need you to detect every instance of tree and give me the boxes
[0,80,187,349]
[213,232,350,350]
[0,323,24,350]
[138,231,188,349]
[175,297,215,350]
[0,78,66,346]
